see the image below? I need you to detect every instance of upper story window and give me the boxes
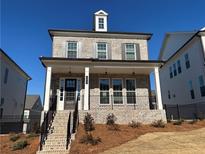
[173,63,177,76]
[67,41,77,58]
[169,66,173,79]
[198,75,205,97]
[98,18,104,29]
[168,90,171,99]
[188,80,195,99]
[97,42,107,59]
[4,68,9,84]
[125,43,136,60]
[184,53,190,69]
[177,60,182,74]
[24,110,29,119]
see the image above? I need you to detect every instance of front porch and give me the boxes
[41,58,164,116]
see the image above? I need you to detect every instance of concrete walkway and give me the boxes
[101,128,205,154]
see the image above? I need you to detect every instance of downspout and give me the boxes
[21,79,28,131]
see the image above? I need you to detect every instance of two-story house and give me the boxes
[159,28,205,120]
[38,10,166,153]
[0,49,31,134]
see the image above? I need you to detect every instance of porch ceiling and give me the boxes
[40,57,164,74]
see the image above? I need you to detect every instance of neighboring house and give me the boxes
[159,28,205,119]
[37,10,166,153]
[0,49,31,134]
[23,95,43,133]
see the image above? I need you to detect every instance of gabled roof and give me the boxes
[0,48,31,80]
[94,10,108,16]
[25,95,41,109]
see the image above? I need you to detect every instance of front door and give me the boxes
[64,79,76,110]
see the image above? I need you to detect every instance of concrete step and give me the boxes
[42,144,67,151]
[37,149,69,154]
[44,141,67,146]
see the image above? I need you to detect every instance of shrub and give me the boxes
[106,113,119,131]
[26,133,39,138]
[12,140,28,150]
[10,134,20,142]
[83,113,95,132]
[151,120,166,128]
[80,134,101,145]
[128,120,141,128]
[173,120,183,125]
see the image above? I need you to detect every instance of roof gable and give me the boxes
[94,10,108,16]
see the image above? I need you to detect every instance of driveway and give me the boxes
[101,128,205,154]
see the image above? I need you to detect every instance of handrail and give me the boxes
[72,96,79,133]
[66,112,71,149]
[39,95,57,151]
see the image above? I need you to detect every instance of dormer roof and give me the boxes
[94,10,108,16]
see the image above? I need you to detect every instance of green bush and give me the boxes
[128,121,141,128]
[26,133,39,138]
[151,120,166,128]
[12,140,28,150]
[83,113,95,132]
[80,134,101,145]
[10,134,20,142]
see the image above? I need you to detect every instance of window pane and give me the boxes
[100,92,109,104]
[4,68,9,84]
[185,54,190,69]
[99,18,104,29]
[126,44,135,52]
[100,79,109,90]
[126,80,135,91]
[177,60,182,74]
[125,44,135,60]
[97,43,107,59]
[169,66,173,78]
[173,63,177,76]
[113,92,123,104]
[127,92,136,104]
[126,52,135,60]
[113,79,122,90]
[68,42,77,58]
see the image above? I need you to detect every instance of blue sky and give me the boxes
[1,0,205,101]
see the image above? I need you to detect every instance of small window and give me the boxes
[98,18,104,29]
[24,110,29,119]
[4,68,9,84]
[67,42,77,58]
[177,60,182,74]
[169,66,173,78]
[188,80,195,99]
[125,43,136,60]
[184,53,190,69]
[173,63,177,76]
[198,75,205,97]
[0,98,4,106]
[100,79,109,104]
[97,42,107,59]
[112,79,123,104]
[168,90,171,99]
[0,108,3,119]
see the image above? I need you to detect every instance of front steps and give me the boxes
[37,110,74,154]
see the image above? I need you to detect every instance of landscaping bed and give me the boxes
[70,120,205,154]
[0,133,39,154]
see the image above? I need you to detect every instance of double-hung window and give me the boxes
[112,79,123,104]
[198,75,205,97]
[169,66,173,78]
[173,63,177,76]
[177,60,182,74]
[4,68,9,84]
[97,42,107,59]
[126,79,136,104]
[184,53,190,69]
[100,79,109,104]
[98,18,104,29]
[168,90,171,99]
[188,80,195,99]
[125,43,136,60]
[67,41,77,58]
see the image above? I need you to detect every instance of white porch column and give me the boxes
[84,67,89,110]
[154,67,163,110]
[44,67,52,111]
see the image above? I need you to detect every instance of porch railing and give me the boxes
[39,95,57,150]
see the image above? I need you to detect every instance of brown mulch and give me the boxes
[70,121,205,154]
[0,133,39,154]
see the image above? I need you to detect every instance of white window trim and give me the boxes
[96,42,108,59]
[125,43,137,60]
[99,78,110,105]
[66,41,79,58]
[125,78,137,105]
[112,78,124,105]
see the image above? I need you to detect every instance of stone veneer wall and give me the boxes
[79,109,167,124]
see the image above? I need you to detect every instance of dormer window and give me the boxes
[99,18,104,29]
[94,10,108,32]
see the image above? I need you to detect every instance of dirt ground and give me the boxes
[0,133,39,154]
[70,121,205,154]
[101,127,205,154]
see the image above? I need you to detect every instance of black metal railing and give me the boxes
[72,96,79,133]
[39,95,57,150]
[66,112,71,149]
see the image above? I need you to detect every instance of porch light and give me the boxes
[105,71,108,75]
